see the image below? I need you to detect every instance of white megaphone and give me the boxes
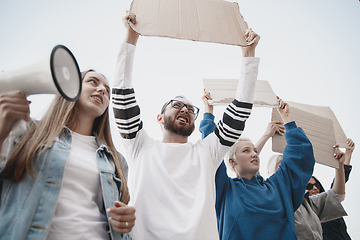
[0,44,82,135]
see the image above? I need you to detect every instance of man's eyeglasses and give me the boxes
[306,182,321,191]
[161,99,200,119]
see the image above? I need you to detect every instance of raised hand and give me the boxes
[123,10,139,45]
[265,121,285,137]
[255,121,285,154]
[201,89,213,114]
[242,28,260,57]
[276,96,293,124]
[346,138,355,152]
[333,144,345,165]
[344,138,355,165]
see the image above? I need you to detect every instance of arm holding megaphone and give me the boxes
[0,45,82,138]
[0,92,31,150]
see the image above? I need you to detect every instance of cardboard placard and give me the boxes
[202,78,347,169]
[203,79,278,107]
[271,107,339,169]
[129,0,252,46]
[287,101,348,149]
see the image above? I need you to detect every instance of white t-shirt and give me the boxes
[112,43,259,240]
[47,131,109,240]
[125,130,226,240]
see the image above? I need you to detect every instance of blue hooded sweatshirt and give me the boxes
[200,113,315,240]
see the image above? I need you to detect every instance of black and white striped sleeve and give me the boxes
[112,43,142,139]
[215,57,260,146]
[112,88,142,139]
[215,100,252,146]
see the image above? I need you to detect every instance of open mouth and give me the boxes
[92,95,103,104]
[251,159,259,164]
[177,115,189,123]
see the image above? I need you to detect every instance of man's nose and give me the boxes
[180,105,189,113]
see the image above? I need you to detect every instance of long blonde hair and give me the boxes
[0,70,130,203]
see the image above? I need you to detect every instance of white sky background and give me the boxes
[1,0,359,237]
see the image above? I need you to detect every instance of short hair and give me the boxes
[226,137,252,173]
[228,137,252,159]
[160,95,187,114]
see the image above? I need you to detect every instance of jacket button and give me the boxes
[108,178,113,183]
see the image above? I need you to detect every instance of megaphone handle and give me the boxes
[11,119,28,136]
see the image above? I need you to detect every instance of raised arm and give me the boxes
[331,145,346,195]
[329,138,354,189]
[215,29,260,147]
[307,145,348,223]
[255,121,284,154]
[0,92,30,152]
[255,96,289,153]
[199,90,216,139]
[112,11,142,140]
[270,97,315,210]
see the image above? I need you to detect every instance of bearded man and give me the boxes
[112,11,260,240]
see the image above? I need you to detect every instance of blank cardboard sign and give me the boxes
[287,101,348,149]
[271,107,339,169]
[203,79,278,107]
[129,0,252,46]
[203,78,345,168]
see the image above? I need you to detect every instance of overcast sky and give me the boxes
[1,0,359,237]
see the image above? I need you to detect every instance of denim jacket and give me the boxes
[0,127,131,240]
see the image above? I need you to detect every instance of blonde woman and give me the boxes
[0,70,135,240]
[200,96,315,240]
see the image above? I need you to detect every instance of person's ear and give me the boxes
[157,114,164,124]
[229,158,236,167]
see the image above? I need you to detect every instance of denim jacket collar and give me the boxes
[59,126,112,155]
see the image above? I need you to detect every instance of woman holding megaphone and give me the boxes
[0,70,135,240]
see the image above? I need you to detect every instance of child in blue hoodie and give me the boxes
[200,92,315,240]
